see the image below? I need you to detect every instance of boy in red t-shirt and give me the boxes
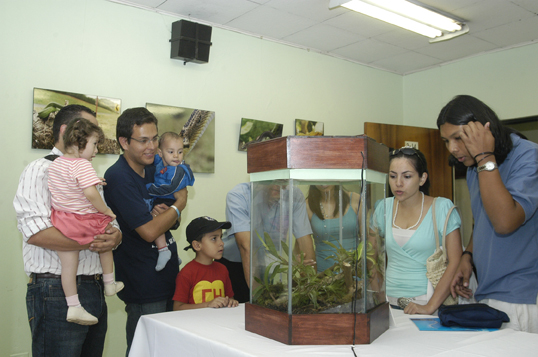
[173,216,239,310]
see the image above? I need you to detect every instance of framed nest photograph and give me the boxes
[32,87,121,154]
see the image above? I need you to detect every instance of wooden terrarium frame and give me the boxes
[245,135,390,345]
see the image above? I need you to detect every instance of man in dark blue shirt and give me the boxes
[104,107,188,355]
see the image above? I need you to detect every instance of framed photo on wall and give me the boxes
[146,103,215,173]
[295,119,324,136]
[32,87,121,154]
[238,118,283,152]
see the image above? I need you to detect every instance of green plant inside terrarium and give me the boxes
[252,232,383,314]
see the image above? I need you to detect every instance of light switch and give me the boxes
[405,141,419,149]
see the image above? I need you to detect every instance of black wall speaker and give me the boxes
[170,20,212,64]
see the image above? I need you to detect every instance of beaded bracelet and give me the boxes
[473,151,494,161]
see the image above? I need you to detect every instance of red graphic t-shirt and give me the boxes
[173,260,234,304]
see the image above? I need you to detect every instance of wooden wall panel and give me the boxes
[364,122,453,200]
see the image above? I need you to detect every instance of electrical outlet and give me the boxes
[405,141,419,149]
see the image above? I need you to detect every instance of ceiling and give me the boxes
[110,0,538,75]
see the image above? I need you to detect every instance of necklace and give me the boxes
[393,191,424,230]
[320,202,330,218]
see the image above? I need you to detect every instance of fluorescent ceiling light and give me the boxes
[330,0,464,39]
[367,0,461,32]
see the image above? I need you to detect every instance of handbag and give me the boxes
[425,199,458,306]
[438,303,510,328]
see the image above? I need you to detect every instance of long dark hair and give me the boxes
[436,95,523,165]
[389,147,430,195]
[307,185,350,220]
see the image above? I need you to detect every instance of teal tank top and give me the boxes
[310,197,359,272]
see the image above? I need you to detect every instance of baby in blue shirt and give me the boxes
[146,132,195,271]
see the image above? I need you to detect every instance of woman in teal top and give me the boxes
[306,185,360,272]
[373,147,462,315]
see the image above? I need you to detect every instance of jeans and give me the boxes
[125,299,173,356]
[26,276,107,357]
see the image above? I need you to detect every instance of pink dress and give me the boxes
[48,156,112,245]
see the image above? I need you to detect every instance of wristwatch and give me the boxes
[477,161,498,172]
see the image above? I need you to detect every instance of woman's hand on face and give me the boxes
[461,122,495,160]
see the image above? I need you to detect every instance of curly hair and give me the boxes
[63,118,104,153]
[52,105,96,144]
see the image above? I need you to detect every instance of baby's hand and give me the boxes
[207,297,230,308]
[104,208,116,220]
[97,177,107,186]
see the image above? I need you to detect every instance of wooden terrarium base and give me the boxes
[245,301,389,345]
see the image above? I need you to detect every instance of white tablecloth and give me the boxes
[129,304,537,357]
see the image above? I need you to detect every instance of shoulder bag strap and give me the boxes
[441,205,460,262]
[44,154,59,161]
[431,197,439,249]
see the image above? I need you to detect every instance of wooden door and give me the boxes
[364,122,452,200]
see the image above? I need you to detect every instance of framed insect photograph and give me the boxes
[146,103,215,173]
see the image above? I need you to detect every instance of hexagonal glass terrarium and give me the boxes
[245,136,389,345]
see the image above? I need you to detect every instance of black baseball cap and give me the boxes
[184,216,231,251]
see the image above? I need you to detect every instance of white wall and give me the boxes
[403,43,538,128]
[402,41,538,248]
[1,0,403,355]
[5,0,538,355]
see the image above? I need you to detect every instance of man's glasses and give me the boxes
[390,146,425,165]
[130,135,159,146]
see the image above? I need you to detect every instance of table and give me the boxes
[129,304,537,357]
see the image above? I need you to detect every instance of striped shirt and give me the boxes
[13,148,112,276]
[48,156,102,214]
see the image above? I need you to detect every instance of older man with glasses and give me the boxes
[104,107,188,356]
